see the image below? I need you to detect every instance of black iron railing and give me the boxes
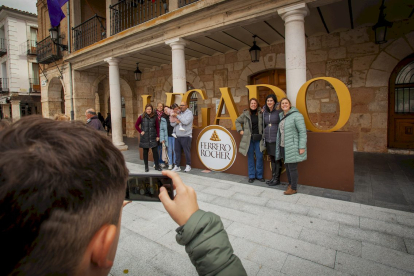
[0,78,9,92]
[36,36,61,64]
[178,0,200,8]
[0,38,6,56]
[110,0,169,36]
[72,14,106,51]
[29,78,40,92]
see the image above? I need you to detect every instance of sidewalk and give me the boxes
[110,160,414,276]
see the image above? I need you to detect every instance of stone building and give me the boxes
[36,0,414,153]
[0,6,41,121]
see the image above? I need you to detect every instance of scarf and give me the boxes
[157,110,163,121]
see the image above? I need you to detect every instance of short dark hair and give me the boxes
[0,116,129,275]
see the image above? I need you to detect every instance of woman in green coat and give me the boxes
[275,98,307,195]
[235,98,265,183]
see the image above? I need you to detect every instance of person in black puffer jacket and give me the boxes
[135,104,161,172]
[263,94,283,186]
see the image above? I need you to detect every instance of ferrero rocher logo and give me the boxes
[197,126,237,172]
[210,131,221,141]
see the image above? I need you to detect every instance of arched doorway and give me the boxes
[249,69,286,106]
[44,77,64,118]
[388,54,414,149]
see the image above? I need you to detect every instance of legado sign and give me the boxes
[197,125,237,172]
[141,77,352,133]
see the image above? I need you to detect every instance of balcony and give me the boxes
[178,0,200,8]
[110,0,169,36]
[0,38,6,57]
[29,78,40,93]
[0,78,9,93]
[72,14,106,51]
[36,36,61,64]
[20,40,37,56]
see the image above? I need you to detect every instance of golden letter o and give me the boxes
[296,77,351,133]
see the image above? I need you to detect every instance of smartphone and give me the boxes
[125,173,174,202]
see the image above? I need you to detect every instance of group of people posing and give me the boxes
[236,95,307,195]
[135,101,193,173]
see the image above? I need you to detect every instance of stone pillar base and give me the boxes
[116,144,129,151]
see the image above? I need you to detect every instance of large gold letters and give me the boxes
[140,77,351,132]
[214,87,239,130]
[296,77,351,132]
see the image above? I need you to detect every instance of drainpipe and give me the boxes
[67,1,74,120]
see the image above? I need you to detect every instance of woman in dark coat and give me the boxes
[135,104,161,172]
[263,94,282,186]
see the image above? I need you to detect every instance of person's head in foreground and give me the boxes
[0,116,129,275]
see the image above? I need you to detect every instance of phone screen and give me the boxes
[125,174,174,202]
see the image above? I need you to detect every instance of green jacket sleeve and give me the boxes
[235,114,244,133]
[176,210,247,276]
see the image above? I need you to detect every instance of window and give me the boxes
[395,60,414,113]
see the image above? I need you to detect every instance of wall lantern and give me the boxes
[372,0,393,44]
[49,27,68,51]
[134,63,142,81]
[249,35,261,63]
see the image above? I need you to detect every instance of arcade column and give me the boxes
[278,3,309,106]
[104,57,128,151]
[165,37,187,103]
[11,100,21,122]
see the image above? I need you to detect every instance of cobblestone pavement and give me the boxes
[110,161,414,276]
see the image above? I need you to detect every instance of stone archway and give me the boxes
[93,75,135,137]
[42,77,65,118]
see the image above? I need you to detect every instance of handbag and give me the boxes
[251,134,262,141]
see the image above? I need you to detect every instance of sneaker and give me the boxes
[172,133,177,138]
[160,163,166,168]
[184,165,191,172]
[153,164,155,168]
[168,164,173,170]
[172,165,181,172]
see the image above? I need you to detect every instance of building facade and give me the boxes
[0,6,41,121]
[36,0,414,153]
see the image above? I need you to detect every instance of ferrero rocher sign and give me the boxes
[197,126,237,172]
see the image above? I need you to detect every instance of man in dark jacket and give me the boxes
[0,117,247,276]
[85,108,104,131]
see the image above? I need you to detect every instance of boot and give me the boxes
[267,161,280,186]
[274,160,281,185]
[284,187,297,195]
[266,161,276,184]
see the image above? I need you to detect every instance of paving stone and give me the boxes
[110,247,168,276]
[231,237,288,272]
[396,215,414,227]
[266,199,310,215]
[281,255,348,276]
[404,238,414,255]
[260,188,302,203]
[227,222,336,268]
[335,251,412,276]
[123,201,167,221]
[239,258,261,276]
[195,191,218,203]
[360,217,414,239]
[360,203,414,219]
[299,228,362,256]
[288,213,340,235]
[307,207,360,227]
[124,214,173,242]
[210,196,272,216]
[155,230,187,256]
[201,186,237,198]
[149,247,198,276]
[231,192,270,206]
[256,265,286,276]
[228,183,265,197]
[361,242,414,273]
[339,224,407,253]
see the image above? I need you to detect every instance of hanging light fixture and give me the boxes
[249,35,261,63]
[49,26,68,51]
[372,0,393,44]
[134,63,142,81]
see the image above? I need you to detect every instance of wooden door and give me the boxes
[388,54,414,149]
[250,69,286,107]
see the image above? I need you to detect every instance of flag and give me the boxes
[47,0,69,27]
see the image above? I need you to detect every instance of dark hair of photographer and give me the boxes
[0,116,129,275]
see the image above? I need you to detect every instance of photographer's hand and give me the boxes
[159,171,199,226]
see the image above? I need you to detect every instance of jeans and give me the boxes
[158,144,164,164]
[175,136,192,166]
[280,147,298,190]
[247,139,263,179]
[143,146,159,168]
[167,136,175,165]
